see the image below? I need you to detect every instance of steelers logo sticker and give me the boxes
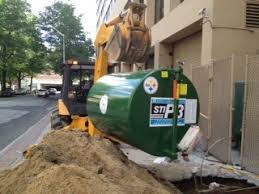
[143,76,159,94]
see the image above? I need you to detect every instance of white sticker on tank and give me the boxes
[184,99,197,124]
[99,95,108,114]
[143,76,159,94]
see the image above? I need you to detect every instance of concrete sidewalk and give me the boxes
[0,113,51,171]
[121,146,259,187]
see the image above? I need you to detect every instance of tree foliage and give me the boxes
[39,1,95,73]
[0,0,94,90]
[0,0,47,90]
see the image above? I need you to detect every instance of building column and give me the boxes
[154,42,173,69]
[133,63,145,72]
[120,62,132,72]
[201,22,213,66]
[200,0,214,66]
[113,64,120,73]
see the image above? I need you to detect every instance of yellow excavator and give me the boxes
[51,2,151,132]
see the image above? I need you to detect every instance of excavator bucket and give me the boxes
[105,26,150,63]
[104,3,151,63]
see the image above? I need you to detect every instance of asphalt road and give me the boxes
[0,95,56,151]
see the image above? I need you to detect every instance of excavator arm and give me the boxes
[93,2,151,81]
[89,2,151,136]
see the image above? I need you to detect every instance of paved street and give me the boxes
[0,95,56,151]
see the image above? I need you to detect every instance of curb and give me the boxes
[0,112,51,171]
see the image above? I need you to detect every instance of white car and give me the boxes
[37,89,49,97]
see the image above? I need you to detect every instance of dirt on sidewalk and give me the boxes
[0,129,180,194]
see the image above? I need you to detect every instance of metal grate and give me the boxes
[241,55,259,174]
[246,2,259,28]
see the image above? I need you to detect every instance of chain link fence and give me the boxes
[190,56,236,163]
[209,57,233,162]
[188,54,259,172]
[190,58,233,162]
[191,65,211,139]
[241,55,259,174]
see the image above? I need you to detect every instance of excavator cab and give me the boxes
[61,60,94,115]
[51,60,94,129]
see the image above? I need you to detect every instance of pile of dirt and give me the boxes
[0,130,179,194]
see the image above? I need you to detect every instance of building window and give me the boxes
[246,2,259,28]
[155,0,164,23]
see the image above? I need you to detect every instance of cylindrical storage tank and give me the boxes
[87,69,199,158]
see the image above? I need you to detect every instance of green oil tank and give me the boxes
[87,69,199,158]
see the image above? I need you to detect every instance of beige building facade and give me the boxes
[149,0,259,78]
[96,0,117,30]
[96,0,259,75]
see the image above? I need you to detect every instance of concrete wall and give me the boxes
[211,0,259,80]
[173,31,202,77]
[154,43,173,69]
[151,0,212,68]
[151,0,212,46]
[151,0,259,70]
[212,0,259,58]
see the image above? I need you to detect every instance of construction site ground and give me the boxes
[0,129,181,194]
[0,128,259,194]
[122,146,259,193]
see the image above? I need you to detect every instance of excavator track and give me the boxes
[50,108,70,130]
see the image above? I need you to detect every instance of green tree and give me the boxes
[9,17,47,89]
[0,0,48,90]
[26,24,48,92]
[39,1,95,73]
[0,0,30,90]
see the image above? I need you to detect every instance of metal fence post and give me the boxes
[207,60,213,140]
[240,54,249,168]
[227,54,235,163]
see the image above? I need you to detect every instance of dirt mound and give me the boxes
[0,130,178,194]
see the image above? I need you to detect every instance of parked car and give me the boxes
[48,88,57,95]
[1,88,16,97]
[15,88,27,95]
[26,89,31,94]
[37,89,49,97]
